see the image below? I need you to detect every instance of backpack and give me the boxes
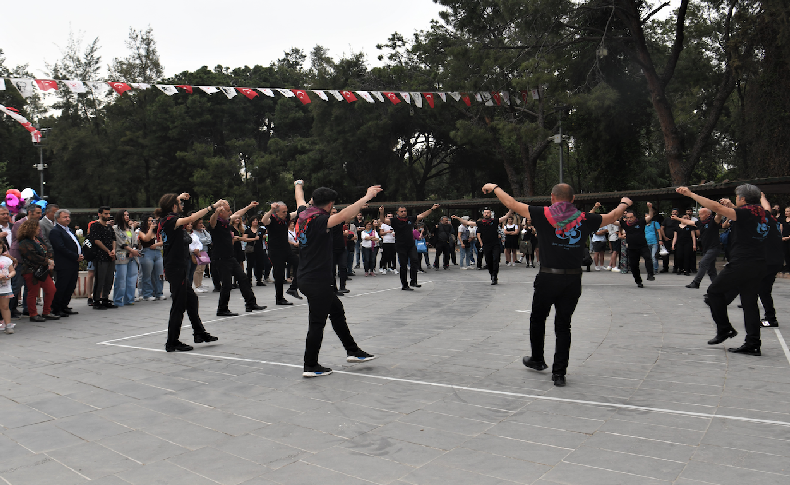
[81,238,96,262]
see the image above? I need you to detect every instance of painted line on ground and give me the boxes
[776,328,790,366]
[98,341,790,428]
[97,283,429,345]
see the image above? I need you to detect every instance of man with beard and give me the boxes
[378,204,439,291]
[481,182,632,386]
[453,208,513,285]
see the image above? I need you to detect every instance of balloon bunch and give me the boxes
[3,188,47,217]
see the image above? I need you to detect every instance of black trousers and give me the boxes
[246,250,271,282]
[93,260,115,301]
[434,241,452,268]
[271,250,299,300]
[396,245,419,287]
[299,281,360,367]
[675,240,694,273]
[708,261,765,347]
[530,272,582,375]
[380,243,396,269]
[482,243,501,276]
[627,245,653,283]
[52,266,78,312]
[333,248,348,290]
[215,258,257,311]
[166,268,206,345]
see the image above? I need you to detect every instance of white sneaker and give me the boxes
[5,323,15,334]
[595,266,601,271]
[604,266,611,271]
[380,269,387,275]
[611,268,621,273]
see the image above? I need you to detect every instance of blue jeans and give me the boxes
[459,244,473,267]
[648,243,659,273]
[346,249,355,274]
[113,260,139,306]
[186,259,196,287]
[139,249,163,298]
[354,240,362,266]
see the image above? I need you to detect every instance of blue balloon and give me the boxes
[34,200,48,210]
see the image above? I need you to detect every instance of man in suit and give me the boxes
[50,209,82,317]
[39,203,58,253]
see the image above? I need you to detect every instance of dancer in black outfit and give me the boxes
[209,200,266,317]
[482,182,633,386]
[618,203,656,288]
[262,180,305,305]
[379,203,439,290]
[671,216,696,276]
[453,208,513,285]
[298,184,382,377]
[157,193,222,352]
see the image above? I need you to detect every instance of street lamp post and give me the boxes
[553,106,569,184]
[33,128,49,198]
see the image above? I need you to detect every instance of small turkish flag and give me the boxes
[108,82,132,95]
[236,88,259,99]
[383,92,401,105]
[341,90,357,103]
[423,93,435,108]
[292,89,311,105]
[177,85,194,94]
[491,92,502,106]
[520,90,529,104]
[34,79,58,91]
[5,106,19,112]
[461,94,471,107]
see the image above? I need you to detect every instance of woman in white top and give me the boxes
[192,218,212,291]
[187,221,203,290]
[0,239,17,333]
[502,216,520,266]
[360,221,380,276]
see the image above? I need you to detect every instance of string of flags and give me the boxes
[0,103,42,142]
[0,77,543,109]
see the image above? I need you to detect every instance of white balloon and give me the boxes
[20,188,35,200]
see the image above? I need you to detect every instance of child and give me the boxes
[0,239,17,334]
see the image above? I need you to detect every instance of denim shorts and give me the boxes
[87,261,95,271]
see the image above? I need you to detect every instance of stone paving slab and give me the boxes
[1,263,789,484]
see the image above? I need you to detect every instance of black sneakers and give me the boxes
[216,310,239,317]
[552,374,566,387]
[166,341,194,352]
[686,282,700,288]
[303,364,333,377]
[523,357,548,371]
[647,275,655,281]
[276,299,293,305]
[286,289,303,300]
[761,319,779,327]
[708,328,738,345]
[347,350,376,363]
[246,304,267,312]
[194,333,218,344]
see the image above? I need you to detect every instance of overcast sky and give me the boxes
[1,0,446,80]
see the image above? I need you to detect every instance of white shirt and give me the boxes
[57,223,82,255]
[189,232,202,252]
[0,255,13,293]
[360,229,379,248]
[380,224,395,244]
[468,226,477,238]
[606,224,619,242]
[0,222,11,247]
[288,229,297,245]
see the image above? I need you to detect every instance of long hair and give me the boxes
[139,214,155,233]
[115,209,129,230]
[155,193,179,219]
[17,219,40,241]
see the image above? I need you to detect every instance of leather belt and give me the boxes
[540,267,583,275]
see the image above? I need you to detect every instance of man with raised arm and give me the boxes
[676,184,767,355]
[298,185,383,377]
[481,182,632,387]
[262,181,305,305]
[209,200,266,317]
[673,208,723,289]
[379,203,439,291]
[618,203,656,288]
[453,207,513,285]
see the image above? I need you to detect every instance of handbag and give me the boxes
[658,244,669,257]
[416,238,428,254]
[82,239,96,262]
[33,265,49,282]
[196,251,211,265]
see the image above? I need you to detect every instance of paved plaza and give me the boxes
[1,263,790,485]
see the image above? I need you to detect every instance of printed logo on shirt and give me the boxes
[757,221,769,239]
[555,227,582,245]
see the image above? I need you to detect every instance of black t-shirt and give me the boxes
[89,222,115,262]
[160,214,189,274]
[476,218,499,245]
[782,218,790,238]
[297,212,333,285]
[620,217,648,247]
[764,214,783,266]
[331,224,345,251]
[245,227,265,252]
[266,214,291,255]
[676,225,694,245]
[435,223,454,243]
[697,217,721,252]
[390,216,417,248]
[345,224,356,252]
[209,217,234,260]
[529,206,603,269]
[728,206,768,264]
[663,219,679,241]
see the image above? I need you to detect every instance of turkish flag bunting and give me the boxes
[520,90,529,104]
[383,92,401,105]
[341,90,357,103]
[461,94,471,107]
[236,88,259,99]
[177,85,194,94]
[108,82,132,95]
[34,79,58,91]
[292,89,311,104]
[491,92,502,106]
[423,93,435,108]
